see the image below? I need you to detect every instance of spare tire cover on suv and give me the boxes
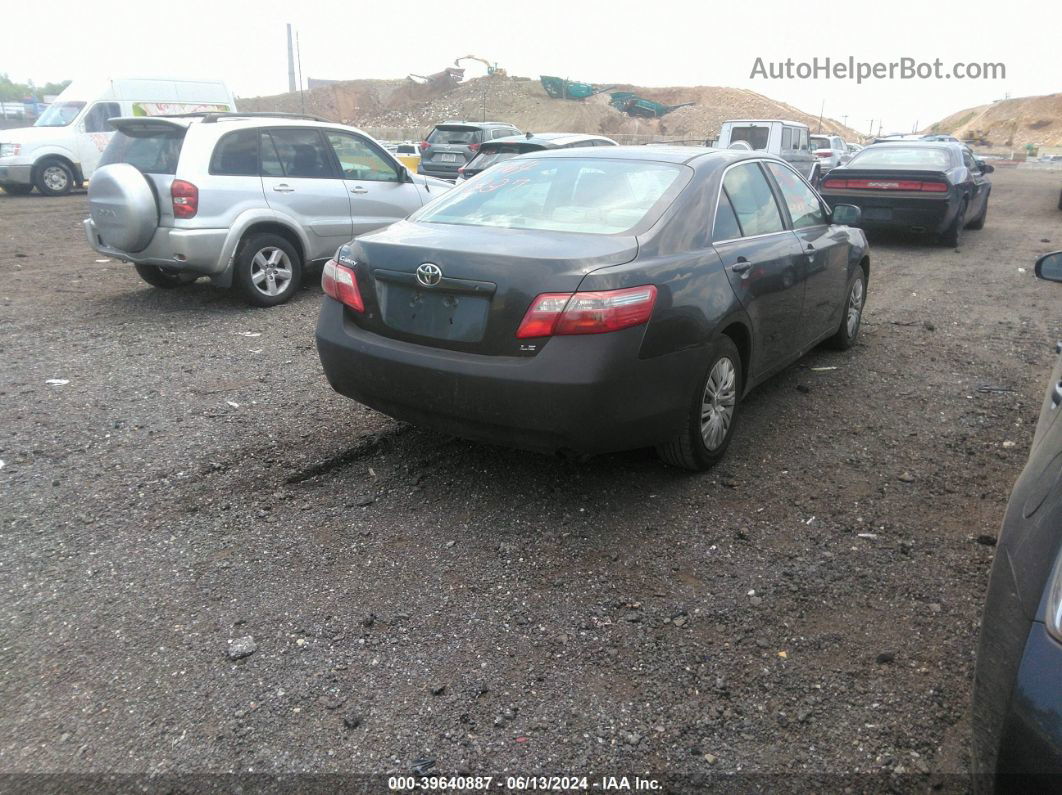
[88,164,159,253]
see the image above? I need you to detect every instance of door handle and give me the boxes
[272,184,295,193]
[730,260,752,275]
[350,186,369,194]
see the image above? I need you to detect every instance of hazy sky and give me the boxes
[6,0,1059,134]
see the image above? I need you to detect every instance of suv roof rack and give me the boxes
[157,111,333,124]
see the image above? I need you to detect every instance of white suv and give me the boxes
[809,134,850,174]
[84,112,451,306]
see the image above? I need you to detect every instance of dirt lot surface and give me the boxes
[1,168,1060,790]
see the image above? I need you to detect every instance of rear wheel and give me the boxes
[656,336,742,471]
[134,264,198,288]
[34,159,74,196]
[1,183,33,196]
[940,199,967,247]
[234,233,303,307]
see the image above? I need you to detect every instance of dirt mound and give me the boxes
[926,93,1062,147]
[239,76,862,142]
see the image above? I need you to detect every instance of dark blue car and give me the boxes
[316,147,869,469]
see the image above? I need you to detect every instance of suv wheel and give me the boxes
[34,159,74,196]
[235,233,303,307]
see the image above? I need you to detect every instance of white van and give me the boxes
[0,77,235,196]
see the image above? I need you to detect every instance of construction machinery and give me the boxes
[609,92,695,119]
[454,56,506,77]
[539,76,614,100]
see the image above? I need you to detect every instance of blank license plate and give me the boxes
[438,153,458,163]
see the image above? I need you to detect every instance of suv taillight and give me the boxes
[419,140,429,152]
[516,286,657,339]
[468,142,480,153]
[322,259,364,312]
[171,179,198,218]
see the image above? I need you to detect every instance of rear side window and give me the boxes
[210,130,259,176]
[262,129,335,178]
[428,126,480,145]
[713,189,742,241]
[99,126,186,174]
[729,126,769,150]
[722,163,785,236]
[781,128,792,151]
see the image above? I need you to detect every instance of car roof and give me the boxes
[434,120,516,128]
[725,119,808,127]
[519,145,780,169]
[486,132,615,147]
[108,114,377,138]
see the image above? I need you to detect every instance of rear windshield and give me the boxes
[848,146,952,170]
[412,157,686,235]
[99,126,186,174]
[466,143,544,172]
[729,126,769,150]
[427,126,481,145]
[809,137,831,150]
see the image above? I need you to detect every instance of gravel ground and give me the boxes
[1,169,1060,790]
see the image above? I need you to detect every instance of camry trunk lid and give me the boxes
[346,220,638,355]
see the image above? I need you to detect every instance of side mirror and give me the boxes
[831,203,862,227]
[979,161,994,174]
[1035,251,1062,283]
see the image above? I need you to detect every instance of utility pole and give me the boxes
[286,24,296,94]
[817,100,824,134]
[867,119,874,138]
[296,31,305,114]
[841,114,848,129]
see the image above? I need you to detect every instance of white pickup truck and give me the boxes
[714,119,821,186]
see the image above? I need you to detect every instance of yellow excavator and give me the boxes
[454,55,506,77]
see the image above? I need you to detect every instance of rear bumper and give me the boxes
[992,622,1062,787]
[83,218,230,275]
[0,163,32,185]
[417,162,462,180]
[821,193,955,234]
[314,298,700,455]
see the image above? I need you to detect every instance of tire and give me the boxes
[940,199,967,247]
[34,159,74,196]
[827,268,866,350]
[134,263,198,288]
[234,233,303,307]
[966,193,989,230]
[656,335,742,471]
[1057,188,1062,211]
[0,183,33,196]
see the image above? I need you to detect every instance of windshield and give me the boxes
[34,101,86,127]
[413,157,685,235]
[427,127,480,145]
[810,137,831,150]
[848,147,952,169]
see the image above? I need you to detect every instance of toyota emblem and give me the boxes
[416,263,443,287]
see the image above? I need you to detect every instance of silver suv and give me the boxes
[85,112,451,306]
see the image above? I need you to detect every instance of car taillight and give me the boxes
[457,166,465,174]
[419,140,429,152]
[815,151,831,157]
[322,259,364,312]
[823,178,949,192]
[468,143,480,152]
[171,179,198,218]
[515,286,657,339]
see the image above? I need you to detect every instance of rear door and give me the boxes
[323,130,424,237]
[713,161,807,378]
[260,128,352,260]
[764,161,848,345]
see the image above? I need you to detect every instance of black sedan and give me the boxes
[456,132,617,183]
[973,251,1062,790]
[819,141,992,246]
[315,147,869,469]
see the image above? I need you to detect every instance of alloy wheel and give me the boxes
[847,277,864,337]
[249,247,294,297]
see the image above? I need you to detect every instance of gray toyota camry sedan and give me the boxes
[315,147,869,470]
